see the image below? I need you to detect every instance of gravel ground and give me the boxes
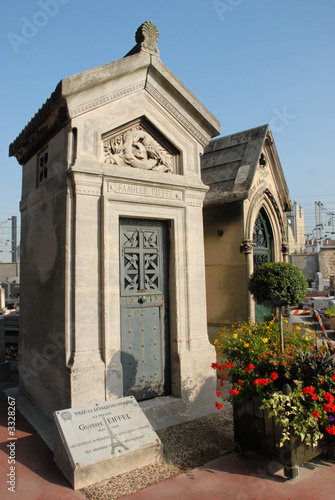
[83,406,234,500]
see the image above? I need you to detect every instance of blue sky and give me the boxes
[1,0,334,260]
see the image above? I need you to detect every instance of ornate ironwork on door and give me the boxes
[121,227,161,293]
[253,211,272,321]
[120,218,170,401]
[253,212,272,271]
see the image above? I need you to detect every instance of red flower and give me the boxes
[271,372,279,380]
[216,390,222,397]
[253,378,270,386]
[326,425,335,435]
[246,364,255,373]
[324,392,335,404]
[214,361,234,371]
[220,377,224,387]
[332,374,335,381]
[302,386,316,396]
[229,388,240,396]
[237,380,244,386]
[311,394,319,401]
[312,410,320,418]
[215,401,224,410]
[324,403,335,413]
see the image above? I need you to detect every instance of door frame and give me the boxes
[119,217,171,400]
[101,199,184,401]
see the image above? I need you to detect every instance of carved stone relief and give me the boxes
[103,123,174,173]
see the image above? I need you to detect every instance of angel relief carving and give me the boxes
[103,126,173,173]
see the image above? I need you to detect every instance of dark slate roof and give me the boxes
[201,124,269,205]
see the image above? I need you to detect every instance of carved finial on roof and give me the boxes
[135,21,159,54]
[124,21,159,58]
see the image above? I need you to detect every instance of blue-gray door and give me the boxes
[253,211,273,322]
[120,218,170,401]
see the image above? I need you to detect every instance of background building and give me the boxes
[286,201,306,254]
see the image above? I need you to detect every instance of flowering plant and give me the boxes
[213,319,335,447]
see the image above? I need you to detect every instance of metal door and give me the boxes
[119,218,170,401]
[253,211,272,321]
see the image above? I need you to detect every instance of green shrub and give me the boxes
[324,305,335,319]
[248,262,307,308]
[248,262,308,354]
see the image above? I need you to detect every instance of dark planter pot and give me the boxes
[322,316,335,331]
[233,397,334,479]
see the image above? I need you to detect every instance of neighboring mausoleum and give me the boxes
[201,125,292,341]
[9,22,220,424]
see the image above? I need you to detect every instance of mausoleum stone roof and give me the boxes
[201,124,291,211]
[9,21,220,165]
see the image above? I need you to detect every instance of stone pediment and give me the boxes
[102,117,179,174]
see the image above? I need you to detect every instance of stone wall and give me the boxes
[203,201,247,344]
[319,247,335,281]
[289,254,319,280]
[0,262,20,283]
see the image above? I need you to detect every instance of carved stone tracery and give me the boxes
[103,124,174,173]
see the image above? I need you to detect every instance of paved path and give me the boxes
[122,451,335,500]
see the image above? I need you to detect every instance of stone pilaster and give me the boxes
[241,239,256,321]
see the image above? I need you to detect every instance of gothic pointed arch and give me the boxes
[242,186,288,321]
[245,187,286,263]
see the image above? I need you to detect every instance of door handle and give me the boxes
[138,296,147,304]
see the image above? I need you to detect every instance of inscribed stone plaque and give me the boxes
[53,396,162,489]
[108,181,183,201]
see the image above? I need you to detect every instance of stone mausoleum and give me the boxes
[201,125,292,342]
[9,22,220,424]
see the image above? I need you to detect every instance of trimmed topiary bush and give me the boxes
[248,262,307,308]
[248,262,308,353]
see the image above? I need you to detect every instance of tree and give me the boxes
[248,262,308,354]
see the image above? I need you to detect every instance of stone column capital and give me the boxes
[282,242,289,256]
[241,239,255,254]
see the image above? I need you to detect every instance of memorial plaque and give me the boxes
[53,396,162,489]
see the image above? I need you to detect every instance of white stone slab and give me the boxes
[53,396,162,489]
